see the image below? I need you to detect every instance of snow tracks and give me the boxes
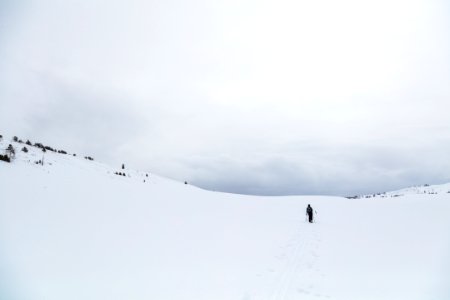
[267,222,329,300]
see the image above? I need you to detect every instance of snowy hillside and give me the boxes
[1,137,449,300]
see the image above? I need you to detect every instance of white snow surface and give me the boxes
[1,139,449,300]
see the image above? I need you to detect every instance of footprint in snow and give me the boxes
[297,288,310,295]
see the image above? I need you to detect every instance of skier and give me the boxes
[306,204,314,223]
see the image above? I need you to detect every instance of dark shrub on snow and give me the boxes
[0,154,10,162]
[0,154,10,163]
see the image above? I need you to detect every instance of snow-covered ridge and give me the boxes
[1,134,449,300]
[356,182,450,200]
[0,134,183,187]
[384,182,450,196]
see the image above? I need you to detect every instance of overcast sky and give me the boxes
[1,0,450,196]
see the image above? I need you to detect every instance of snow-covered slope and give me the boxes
[0,138,449,300]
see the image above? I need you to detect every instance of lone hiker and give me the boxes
[306,204,314,223]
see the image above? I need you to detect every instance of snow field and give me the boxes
[1,139,449,300]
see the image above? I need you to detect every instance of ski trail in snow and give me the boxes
[279,233,309,300]
[270,223,318,300]
[269,237,302,300]
[270,220,326,300]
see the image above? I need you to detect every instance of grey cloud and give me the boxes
[16,75,150,164]
[182,143,450,196]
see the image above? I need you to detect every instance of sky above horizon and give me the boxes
[1,0,450,196]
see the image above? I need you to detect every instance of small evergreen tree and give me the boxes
[22,147,28,153]
[13,136,18,142]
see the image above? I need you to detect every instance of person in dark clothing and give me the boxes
[306,204,314,223]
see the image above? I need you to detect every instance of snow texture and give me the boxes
[1,138,449,300]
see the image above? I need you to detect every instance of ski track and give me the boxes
[269,222,324,300]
